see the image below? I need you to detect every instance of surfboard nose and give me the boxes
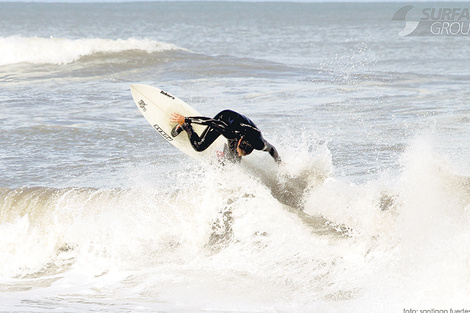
[130,84,145,95]
[130,84,146,89]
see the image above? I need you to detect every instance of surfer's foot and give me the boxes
[171,124,184,137]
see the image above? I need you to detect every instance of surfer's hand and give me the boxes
[170,113,185,125]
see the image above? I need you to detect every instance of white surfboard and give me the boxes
[130,83,280,182]
[130,84,226,162]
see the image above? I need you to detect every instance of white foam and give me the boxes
[0,36,184,66]
[303,138,470,309]
[2,138,470,311]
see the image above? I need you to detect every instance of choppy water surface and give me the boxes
[1,2,470,312]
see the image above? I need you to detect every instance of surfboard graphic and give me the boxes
[130,84,226,161]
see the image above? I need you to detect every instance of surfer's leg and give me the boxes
[183,123,222,152]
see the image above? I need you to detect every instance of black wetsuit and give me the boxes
[181,110,281,163]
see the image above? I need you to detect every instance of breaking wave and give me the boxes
[1,139,470,311]
[0,36,185,66]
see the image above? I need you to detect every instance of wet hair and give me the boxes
[238,139,254,156]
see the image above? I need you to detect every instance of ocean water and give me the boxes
[1,2,470,312]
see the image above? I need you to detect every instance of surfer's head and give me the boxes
[237,138,254,156]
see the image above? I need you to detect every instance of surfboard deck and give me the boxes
[130,84,226,162]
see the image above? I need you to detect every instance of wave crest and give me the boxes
[0,36,185,66]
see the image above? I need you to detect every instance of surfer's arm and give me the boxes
[170,113,228,131]
[243,126,282,164]
[184,116,228,132]
[262,141,282,164]
[171,113,233,140]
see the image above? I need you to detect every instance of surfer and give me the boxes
[170,110,282,164]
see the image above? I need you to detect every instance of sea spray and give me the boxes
[302,138,470,309]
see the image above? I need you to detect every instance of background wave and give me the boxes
[0,36,185,66]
